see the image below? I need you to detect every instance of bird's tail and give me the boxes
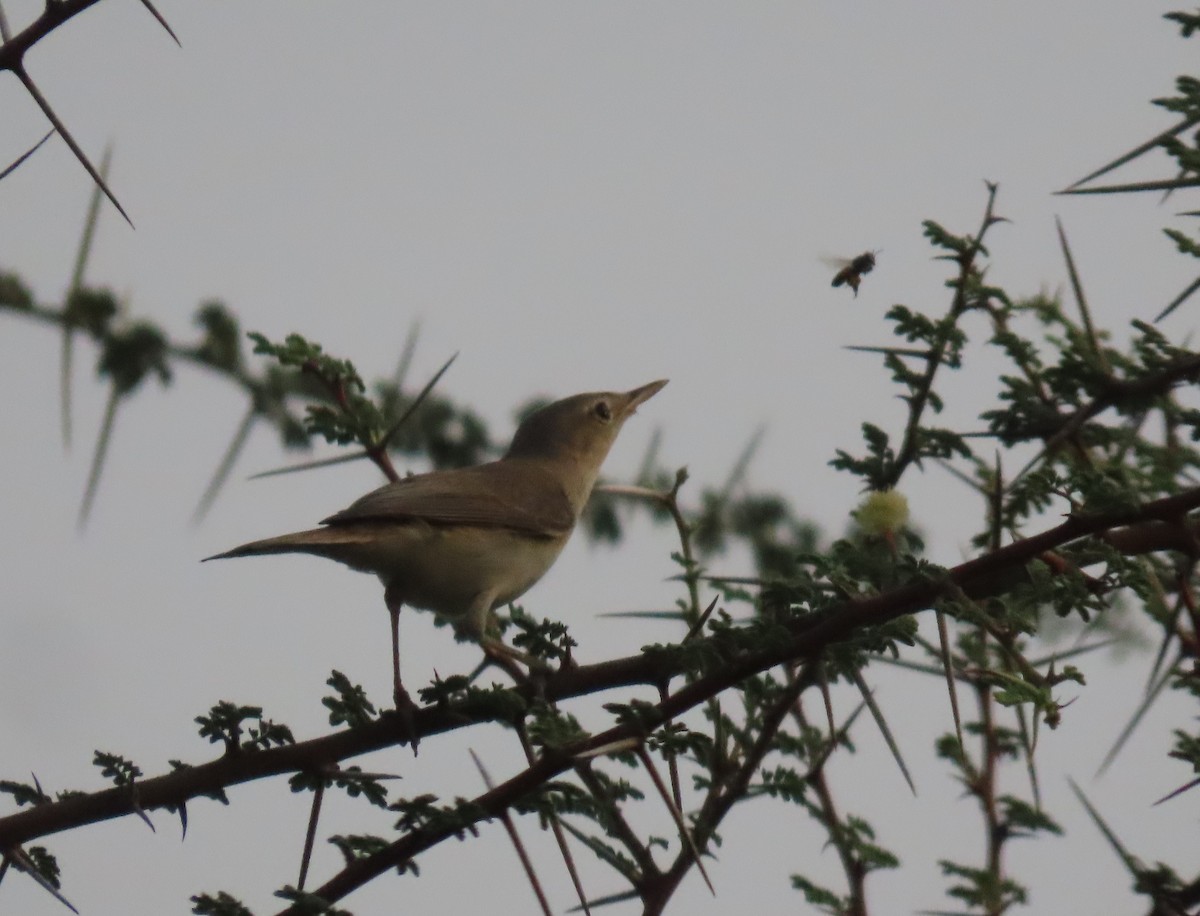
[202,526,382,562]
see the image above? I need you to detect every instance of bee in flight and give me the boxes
[826,250,879,297]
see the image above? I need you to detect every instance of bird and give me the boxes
[204,379,667,715]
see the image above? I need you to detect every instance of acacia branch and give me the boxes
[882,182,1003,489]
[3,486,1199,913]
[0,0,105,69]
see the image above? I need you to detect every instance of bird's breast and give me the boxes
[341,523,570,619]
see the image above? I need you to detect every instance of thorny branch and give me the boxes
[2,487,1199,912]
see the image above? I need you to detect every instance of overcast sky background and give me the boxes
[1,3,1197,914]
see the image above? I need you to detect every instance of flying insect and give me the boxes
[827,250,879,297]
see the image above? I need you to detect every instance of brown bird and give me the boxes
[205,380,667,712]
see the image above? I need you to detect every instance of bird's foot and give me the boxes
[480,640,554,701]
[390,682,420,755]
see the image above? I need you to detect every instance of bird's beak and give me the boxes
[619,379,668,418]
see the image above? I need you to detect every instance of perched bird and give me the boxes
[205,380,667,712]
[827,250,879,297]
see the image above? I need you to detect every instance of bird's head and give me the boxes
[505,379,668,486]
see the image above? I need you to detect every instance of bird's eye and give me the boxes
[594,400,613,422]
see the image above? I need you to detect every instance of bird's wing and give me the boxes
[321,461,575,537]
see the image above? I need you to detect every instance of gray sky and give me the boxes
[1,3,1197,913]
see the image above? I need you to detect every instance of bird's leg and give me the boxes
[384,585,419,752]
[482,637,539,682]
[462,597,550,689]
[387,602,408,707]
